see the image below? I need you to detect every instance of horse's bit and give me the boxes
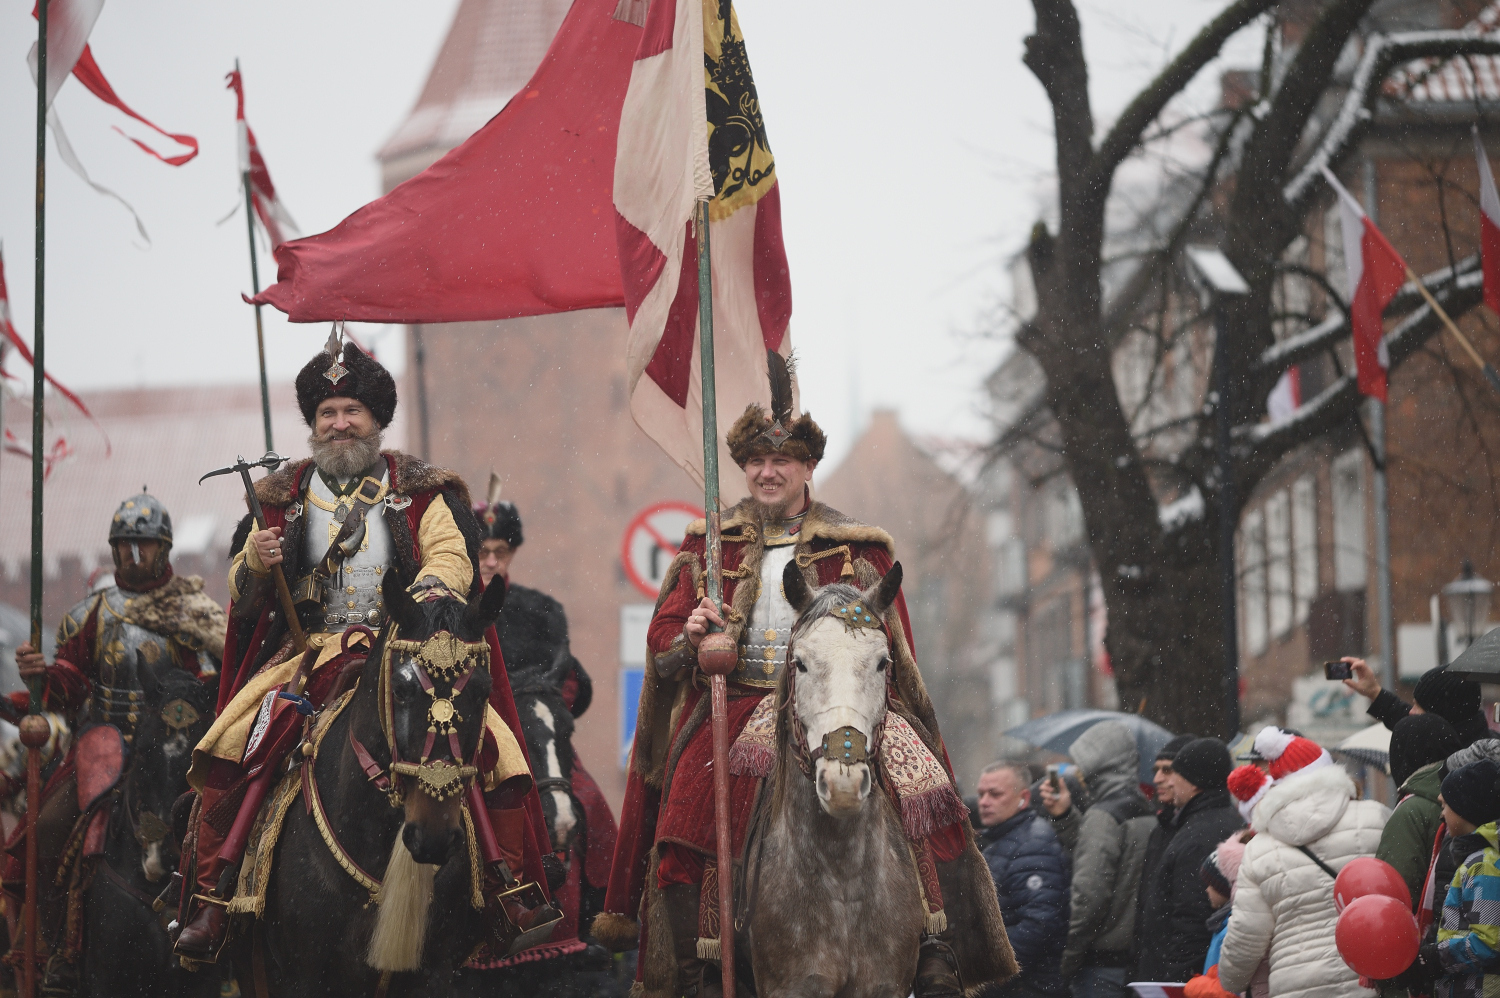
[378,626,490,800]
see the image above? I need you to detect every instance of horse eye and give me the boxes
[876,657,888,673]
[794,658,807,673]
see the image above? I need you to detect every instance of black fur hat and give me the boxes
[473,472,523,547]
[295,341,398,428]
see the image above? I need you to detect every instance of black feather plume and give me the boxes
[767,349,794,424]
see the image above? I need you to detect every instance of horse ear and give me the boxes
[861,561,903,619]
[782,559,814,614]
[461,576,507,640]
[383,570,421,632]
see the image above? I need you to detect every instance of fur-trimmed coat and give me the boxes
[597,498,1015,996]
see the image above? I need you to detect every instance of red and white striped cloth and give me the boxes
[227,68,299,249]
[1266,364,1301,424]
[616,0,793,494]
[1322,166,1407,403]
[1476,128,1500,316]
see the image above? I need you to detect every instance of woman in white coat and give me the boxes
[1219,729,1390,998]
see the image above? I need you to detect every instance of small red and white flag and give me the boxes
[1475,128,1500,316]
[1267,364,1302,423]
[27,0,198,240]
[227,68,299,249]
[615,0,793,495]
[0,244,109,454]
[1321,166,1407,402]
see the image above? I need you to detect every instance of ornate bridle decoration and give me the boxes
[783,602,890,780]
[378,626,489,800]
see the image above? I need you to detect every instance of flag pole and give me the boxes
[692,198,737,998]
[237,59,273,453]
[21,2,51,994]
[1404,266,1500,394]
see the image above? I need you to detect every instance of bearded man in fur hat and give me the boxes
[595,354,1014,998]
[173,338,554,958]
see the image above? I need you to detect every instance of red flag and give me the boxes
[1476,128,1500,316]
[616,0,793,491]
[227,68,299,248]
[1322,166,1407,402]
[0,245,110,455]
[253,0,638,322]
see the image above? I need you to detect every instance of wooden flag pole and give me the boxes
[1406,266,1500,394]
[238,60,274,453]
[692,199,737,998]
[22,3,50,995]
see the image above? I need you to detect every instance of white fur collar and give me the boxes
[1251,763,1354,846]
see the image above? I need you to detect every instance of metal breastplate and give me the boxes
[87,587,177,741]
[736,545,799,688]
[303,469,393,632]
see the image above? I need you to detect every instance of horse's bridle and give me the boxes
[783,598,891,781]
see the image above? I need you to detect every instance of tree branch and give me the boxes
[1025,0,1095,197]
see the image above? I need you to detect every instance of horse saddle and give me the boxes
[75,723,125,813]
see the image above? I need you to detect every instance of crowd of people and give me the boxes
[974,658,1500,998]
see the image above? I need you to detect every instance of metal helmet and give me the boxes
[108,490,173,545]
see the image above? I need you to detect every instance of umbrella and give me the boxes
[1005,709,1176,785]
[1449,624,1500,682]
[1334,723,1391,773]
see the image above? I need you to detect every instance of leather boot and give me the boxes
[481,807,560,950]
[39,950,79,998]
[662,883,720,998]
[913,932,963,998]
[172,785,234,960]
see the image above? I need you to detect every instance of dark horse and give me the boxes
[82,668,218,997]
[235,572,508,998]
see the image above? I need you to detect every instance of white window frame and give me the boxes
[1331,450,1367,591]
[1242,508,1268,656]
[1292,476,1317,623]
[1266,491,1292,639]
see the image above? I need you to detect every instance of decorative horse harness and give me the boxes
[783,596,889,778]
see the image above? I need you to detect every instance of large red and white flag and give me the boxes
[227,68,299,249]
[27,0,198,240]
[616,0,793,495]
[1322,166,1407,403]
[0,244,108,454]
[1475,128,1500,316]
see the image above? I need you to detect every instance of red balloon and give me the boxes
[1336,895,1419,979]
[1334,857,1411,913]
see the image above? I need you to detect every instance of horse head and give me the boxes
[512,646,582,856]
[373,572,505,865]
[781,559,903,819]
[131,668,215,883]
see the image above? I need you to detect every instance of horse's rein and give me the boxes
[782,600,892,781]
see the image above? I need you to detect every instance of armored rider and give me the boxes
[174,337,553,958]
[13,491,227,993]
[596,354,1013,998]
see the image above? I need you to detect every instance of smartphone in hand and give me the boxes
[1324,660,1353,681]
[1046,764,1062,791]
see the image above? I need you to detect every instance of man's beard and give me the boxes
[309,425,383,478]
[749,491,799,523]
[113,544,168,589]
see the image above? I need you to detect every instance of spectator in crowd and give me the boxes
[1133,734,1195,959]
[976,761,1071,998]
[1218,729,1389,998]
[1401,759,1500,998]
[1040,721,1155,998]
[1131,738,1244,984]
[1341,659,1490,744]
[1184,833,1268,998]
[1378,714,1466,907]
[1037,765,1092,855]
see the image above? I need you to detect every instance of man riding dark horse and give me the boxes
[596,354,1010,998]
[174,337,555,959]
[11,491,227,995]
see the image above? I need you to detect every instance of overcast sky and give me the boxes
[0,0,1264,470]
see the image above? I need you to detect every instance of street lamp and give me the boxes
[1443,560,1493,650]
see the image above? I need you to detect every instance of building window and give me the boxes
[1331,450,1366,591]
[1266,490,1292,639]
[1048,484,1084,551]
[1292,475,1317,623]
[1242,508,1268,656]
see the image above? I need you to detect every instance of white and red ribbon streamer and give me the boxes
[227,68,299,249]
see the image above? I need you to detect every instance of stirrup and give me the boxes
[173,893,233,965]
[485,880,563,957]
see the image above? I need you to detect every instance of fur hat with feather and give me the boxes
[726,349,826,466]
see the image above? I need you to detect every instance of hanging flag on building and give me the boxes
[1321,166,1407,403]
[27,0,198,240]
[0,244,108,454]
[1475,128,1500,317]
[227,67,299,249]
[616,0,793,491]
[1266,365,1301,424]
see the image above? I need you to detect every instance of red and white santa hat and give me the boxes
[1228,764,1273,822]
[1252,725,1333,781]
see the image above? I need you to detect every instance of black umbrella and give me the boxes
[1005,709,1176,784]
[1448,625,1500,683]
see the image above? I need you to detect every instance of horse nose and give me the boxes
[402,822,462,865]
[815,760,871,817]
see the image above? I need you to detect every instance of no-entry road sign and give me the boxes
[621,501,703,599]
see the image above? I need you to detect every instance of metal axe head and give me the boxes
[198,451,287,485]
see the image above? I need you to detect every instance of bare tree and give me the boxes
[1016,0,1500,733]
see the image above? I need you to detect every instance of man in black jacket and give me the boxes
[977,762,1071,997]
[1129,738,1243,984]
